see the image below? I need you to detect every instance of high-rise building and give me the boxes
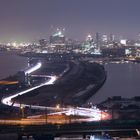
[86,34,93,43]
[120,39,127,46]
[102,34,108,43]
[48,28,68,53]
[50,29,65,45]
[137,33,140,42]
[39,39,47,47]
[95,32,101,48]
[109,34,115,42]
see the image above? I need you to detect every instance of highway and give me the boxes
[25,62,42,75]
[46,107,110,121]
[1,61,110,122]
[1,61,57,110]
[1,75,57,108]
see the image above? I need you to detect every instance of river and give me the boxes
[89,62,140,103]
[0,52,28,79]
[0,52,140,104]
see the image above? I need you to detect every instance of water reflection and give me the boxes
[89,63,140,104]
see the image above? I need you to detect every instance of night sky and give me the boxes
[0,0,140,43]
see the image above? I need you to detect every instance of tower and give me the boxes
[95,32,101,49]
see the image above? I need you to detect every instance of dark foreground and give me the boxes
[0,120,140,139]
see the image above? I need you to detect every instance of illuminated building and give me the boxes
[47,28,68,53]
[102,34,108,43]
[86,34,93,43]
[39,39,47,47]
[109,34,115,42]
[120,39,127,46]
[50,29,65,45]
[95,32,101,49]
[81,34,94,53]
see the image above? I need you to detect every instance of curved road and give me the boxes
[1,61,110,121]
[1,62,57,110]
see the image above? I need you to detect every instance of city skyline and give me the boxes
[0,0,140,43]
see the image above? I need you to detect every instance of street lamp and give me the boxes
[20,106,24,118]
[56,104,60,110]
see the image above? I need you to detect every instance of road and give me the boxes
[1,61,110,122]
[1,61,57,110]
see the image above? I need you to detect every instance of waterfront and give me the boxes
[0,52,140,139]
[89,62,140,104]
[0,52,28,79]
[0,52,140,104]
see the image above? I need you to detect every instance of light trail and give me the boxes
[1,61,110,121]
[47,107,110,121]
[0,81,18,85]
[1,76,57,108]
[25,62,42,75]
[1,61,57,109]
[1,74,109,121]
